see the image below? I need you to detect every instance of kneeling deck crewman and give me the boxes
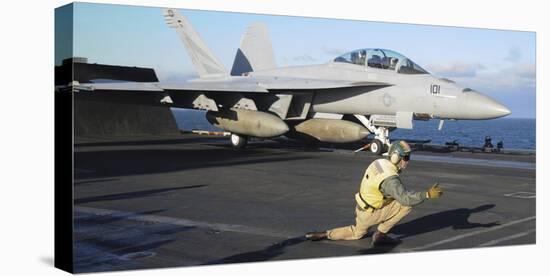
[305,140,443,246]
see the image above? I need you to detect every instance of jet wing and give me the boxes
[76,77,390,93]
[168,77,389,91]
[76,82,165,92]
[71,77,390,112]
[254,78,390,91]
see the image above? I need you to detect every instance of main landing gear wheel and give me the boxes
[370,140,384,155]
[230,133,248,149]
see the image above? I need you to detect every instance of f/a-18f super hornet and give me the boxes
[76,8,511,154]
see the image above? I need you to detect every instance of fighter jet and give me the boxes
[75,8,511,154]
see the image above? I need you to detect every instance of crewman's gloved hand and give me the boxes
[426,182,443,199]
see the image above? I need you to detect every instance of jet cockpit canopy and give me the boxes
[333,48,429,75]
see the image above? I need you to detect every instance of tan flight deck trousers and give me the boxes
[327,200,412,240]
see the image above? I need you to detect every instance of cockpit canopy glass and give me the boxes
[333,48,429,75]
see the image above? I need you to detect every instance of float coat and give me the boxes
[355,158,398,210]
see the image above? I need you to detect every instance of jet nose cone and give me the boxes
[491,102,512,118]
[459,91,511,119]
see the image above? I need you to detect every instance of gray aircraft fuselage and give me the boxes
[248,61,510,120]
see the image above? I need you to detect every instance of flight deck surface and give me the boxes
[73,135,536,273]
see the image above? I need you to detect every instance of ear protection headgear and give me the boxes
[390,151,401,164]
[388,140,411,165]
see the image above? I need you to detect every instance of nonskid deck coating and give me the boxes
[73,135,536,273]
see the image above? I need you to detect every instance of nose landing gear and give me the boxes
[354,115,390,155]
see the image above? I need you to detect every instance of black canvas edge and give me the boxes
[54,3,75,273]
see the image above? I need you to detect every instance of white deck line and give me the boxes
[76,206,535,252]
[75,206,298,239]
[401,216,536,252]
[476,229,536,247]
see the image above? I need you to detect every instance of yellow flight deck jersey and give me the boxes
[355,158,399,210]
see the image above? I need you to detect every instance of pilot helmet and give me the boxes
[388,140,411,164]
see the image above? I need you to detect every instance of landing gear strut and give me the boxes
[354,115,390,155]
[230,133,248,149]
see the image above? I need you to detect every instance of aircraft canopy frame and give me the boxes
[333,48,429,75]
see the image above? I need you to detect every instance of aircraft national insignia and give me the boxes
[382,93,395,107]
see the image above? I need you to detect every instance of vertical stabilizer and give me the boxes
[163,9,226,78]
[231,23,276,76]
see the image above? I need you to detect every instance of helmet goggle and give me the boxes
[389,141,411,164]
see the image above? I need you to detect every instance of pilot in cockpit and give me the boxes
[351,50,367,66]
[358,50,367,65]
[389,57,399,70]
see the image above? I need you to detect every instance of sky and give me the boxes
[63,2,536,118]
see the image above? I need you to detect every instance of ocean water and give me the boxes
[391,118,535,150]
[171,109,536,150]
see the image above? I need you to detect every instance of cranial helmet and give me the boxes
[388,140,412,164]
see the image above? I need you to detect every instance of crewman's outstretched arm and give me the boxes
[380,176,427,206]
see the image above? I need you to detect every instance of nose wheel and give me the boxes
[230,133,248,149]
[369,139,385,155]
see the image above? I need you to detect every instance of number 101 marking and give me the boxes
[430,84,441,94]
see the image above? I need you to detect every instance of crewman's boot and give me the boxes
[371,231,401,246]
[305,231,327,241]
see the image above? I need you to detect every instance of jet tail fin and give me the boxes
[163,9,226,78]
[230,23,276,76]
